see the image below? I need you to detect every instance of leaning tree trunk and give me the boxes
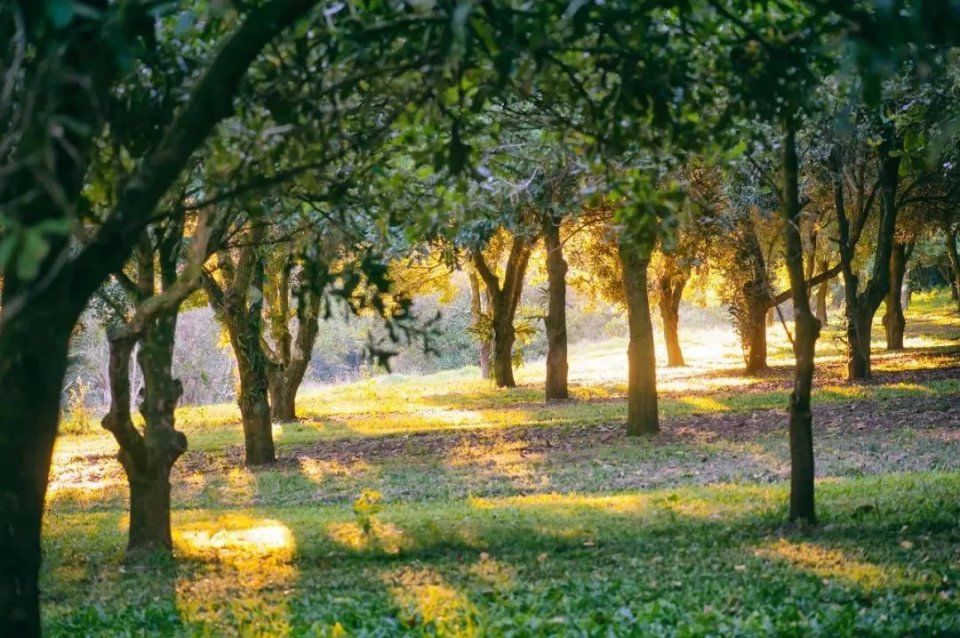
[781,122,819,524]
[657,272,687,368]
[542,213,569,400]
[883,243,908,351]
[619,241,659,435]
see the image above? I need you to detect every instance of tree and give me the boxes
[472,227,538,388]
[202,220,276,465]
[100,211,213,554]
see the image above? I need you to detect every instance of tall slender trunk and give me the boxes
[657,272,687,367]
[781,122,819,524]
[946,230,960,314]
[618,241,659,435]
[542,213,569,400]
[883,243,909,351]
[468,272,492,378]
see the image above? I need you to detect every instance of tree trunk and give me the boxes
[946,230,960,314]
[236,260,276,465]
[658,274,687,367]
[491,313,517,388]
[268,376,298,422]
[542,213,569,400]
[846,129,901,380]
[781,122,818,524]
[0,311,73,637]
[468,271,492,378]
[744,292,769,374]
[472,236,534,389]
[883,243,908,351]
[815,259,830,325]
[618,241,659,435]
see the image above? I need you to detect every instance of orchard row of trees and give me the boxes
[2,1,960,635]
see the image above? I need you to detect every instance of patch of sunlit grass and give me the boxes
[384,567,475,635]
[755,539,893,589]
[327,519,408,555]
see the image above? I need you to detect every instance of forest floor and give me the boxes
[43,292,960,636]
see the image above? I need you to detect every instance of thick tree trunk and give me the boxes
[657,274,687,367]
[268,376,298,422]
[0,311,73,637]
[946,231,960,314]
[744,293,769,374]
[781,123,818,524]
[619,241,659,435]
[491,314,517,388]
[468,272,492,378]
[542,213,569,400]
[883,243,908,351]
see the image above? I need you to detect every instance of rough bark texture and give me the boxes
[204,225,276,465]
[882,243,910,351]
[263,253,322,421]
[473,234,535,388]
[618,241,659,435]
[781,123,819,524]
[542,213,569,400]
[102,230,195,555]
[468,271,493,378]
[657,264,688,368]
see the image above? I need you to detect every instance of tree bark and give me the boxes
[814,259,830,325]
[882,242,909,351]
[542,213,569,399]
[204,228,276,465]
[468,271,492,379]
[264,253,322,421]
[657,269,687,367]
[618,240,659,435]
[946,230,960,314]
[472,234,534,389]
[781,122,819,525]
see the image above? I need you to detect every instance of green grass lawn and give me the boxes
[42,292,960,636]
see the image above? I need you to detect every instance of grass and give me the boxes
[42,291,960,635]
